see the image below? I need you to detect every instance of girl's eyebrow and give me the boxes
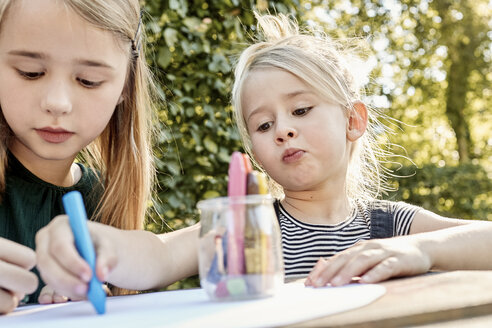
[246,107,264,124]
[7,50,115,70]
[74,58,115,70]
[284,89,314,98]
[246,89,315,122]
[8,50,45,59]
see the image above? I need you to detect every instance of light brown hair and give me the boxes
[0,1,156,234]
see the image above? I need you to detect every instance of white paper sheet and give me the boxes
[1,283,385,328]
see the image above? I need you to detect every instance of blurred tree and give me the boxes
[405,0,490,163]
[302,0,491,217]
[303,0,491,166]
[388,163,492,220]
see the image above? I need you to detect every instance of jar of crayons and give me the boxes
[197,152,284,301]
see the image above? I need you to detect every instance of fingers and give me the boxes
[306,245,371,287]
[37,250,88,298]
[0,239,38,297]
[0,238,36,270]
[328,248,389,286]
[94,235,118,283]
[0,289,18,315]
[0,260,39,295]
[35,216,120,299]
[359,257,400,283]
[305,258,329,287]
[306,238,431,288]
[38,285,69,304]
[37,215,92,280]
[35,215,91,298]
[307,241,396,287]
[38,285,53,304]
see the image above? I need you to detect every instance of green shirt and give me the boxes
[0,152,102,303]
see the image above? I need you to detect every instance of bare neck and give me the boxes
[281,188,352,225]
[9,146,78,187]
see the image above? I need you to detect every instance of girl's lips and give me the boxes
[282,149,305,163]
[36,128,74,144]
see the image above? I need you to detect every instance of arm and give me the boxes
[104,222,200,290]
[409,209,492,270]
[35,216,199,299]
[0,238,38,314]
[306,210,492,287]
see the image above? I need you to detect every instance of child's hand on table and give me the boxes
[305,236,432,287]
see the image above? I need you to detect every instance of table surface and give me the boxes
[286,270,492,327]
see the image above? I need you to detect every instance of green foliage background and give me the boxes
[140,0,491,289]
[142,1,300,237]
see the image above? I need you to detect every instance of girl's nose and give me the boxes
[41,80,72,116]
[275,125,297,145]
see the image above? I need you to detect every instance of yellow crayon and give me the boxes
[244,171,272,275]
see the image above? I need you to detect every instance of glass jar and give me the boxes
[197,194,284,301]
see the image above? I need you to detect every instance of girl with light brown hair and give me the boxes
[0,0,156,311]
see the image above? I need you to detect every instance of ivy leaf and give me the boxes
[167,194,182,208]
[158,47,173,69]
[165,161,182,176]
[203,136,218,153]
[183,17,202,32]
[169,0,188,17]
[203,190,220,199]
[163,28,179,48]
[196,156,212,167]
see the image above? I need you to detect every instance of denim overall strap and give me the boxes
[369,200,394,239]
[273,199,282,223]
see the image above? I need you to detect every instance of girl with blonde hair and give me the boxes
[231,13,492,286]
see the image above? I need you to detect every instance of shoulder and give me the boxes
[361,199,420,237]
[364,199,421,217]
[75,163,102,189]
[362,199,420,213]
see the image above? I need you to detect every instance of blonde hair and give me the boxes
[232,13,388,201]
[0,1,156,230]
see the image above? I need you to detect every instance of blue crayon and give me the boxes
[62,191,106,314]
[207,232,228,284]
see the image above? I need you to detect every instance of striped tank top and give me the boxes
[274,199,420,279]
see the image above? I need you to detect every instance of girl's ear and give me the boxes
[117,94,124,105]
[346,102,368,141]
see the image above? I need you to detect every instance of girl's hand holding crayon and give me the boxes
[36,215,118,300]
[36,215,201,300]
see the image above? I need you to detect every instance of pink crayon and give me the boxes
[227,151,250,275]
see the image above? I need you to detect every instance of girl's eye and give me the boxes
[257,122,272,132]
[293,107,312,116]
[17,70,44,80]
[76,77,103,88]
